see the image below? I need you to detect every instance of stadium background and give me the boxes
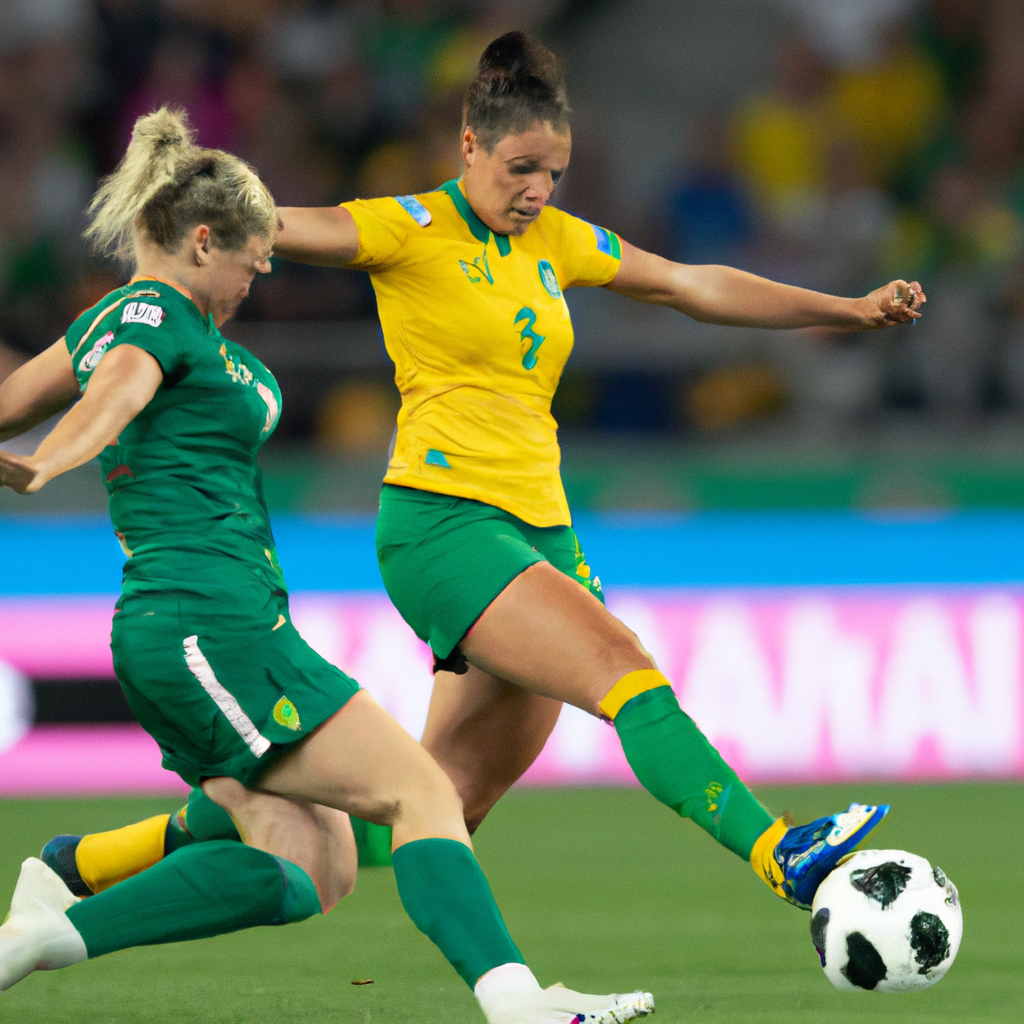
[2,4,1023,1021]
[3,0,1024,792]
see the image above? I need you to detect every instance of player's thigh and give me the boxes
[461,561,654,715]
[376,484,548,661]
[200,779,357,911]
[422,665,562,831]
[256,689,470,849]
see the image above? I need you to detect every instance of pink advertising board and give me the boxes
[1,589,1022,794]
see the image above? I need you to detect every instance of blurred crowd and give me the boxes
[656,0,1024,430]
[1,0,1024,445]
[0,0,565,355]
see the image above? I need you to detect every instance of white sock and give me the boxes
[475,962,542,1007]
[0,859,88,992]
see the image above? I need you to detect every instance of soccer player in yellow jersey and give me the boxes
[45,32,924,922]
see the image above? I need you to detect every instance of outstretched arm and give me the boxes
[0,339,82,443]
[606,241,924,330]
[0,344,162,494]
[274,207,360,268]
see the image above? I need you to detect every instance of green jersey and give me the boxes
[65,278,285,596]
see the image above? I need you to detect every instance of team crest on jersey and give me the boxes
[538,260,561,298]
[80,331,114,372]
[121,301,165,328]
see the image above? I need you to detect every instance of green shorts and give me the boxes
[375,484,603,661]
[111,579,360,788]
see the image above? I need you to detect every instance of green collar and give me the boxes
[440,179,512,257]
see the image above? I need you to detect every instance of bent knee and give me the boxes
[391,764,466,834]
[201,775,251,814]
[311,806,359,909]
[318,860,357,911]
[613,632,655,669]
[595,631,656,684]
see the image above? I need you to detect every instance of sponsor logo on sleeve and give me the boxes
[394,194,432,226]
[80,330,114,372]
[589,223,622,260]
[121,301,165,327]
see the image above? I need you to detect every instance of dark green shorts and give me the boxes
[111,579,360,788]
[375,484,603,660]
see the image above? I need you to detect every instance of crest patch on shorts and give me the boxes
[273,696,301,731]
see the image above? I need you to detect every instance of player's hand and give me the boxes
[860,280,926,329]
[0,450,43,494]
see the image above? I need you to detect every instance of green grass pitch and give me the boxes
[1,782,1020,1022]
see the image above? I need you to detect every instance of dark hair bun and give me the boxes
[464,31,570,147]
[478,30,561,95]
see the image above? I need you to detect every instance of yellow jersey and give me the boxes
[343,179,622,527]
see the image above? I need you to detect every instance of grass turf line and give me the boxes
[0,783,1020,1023]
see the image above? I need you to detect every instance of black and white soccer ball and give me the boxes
[810,849,962,992]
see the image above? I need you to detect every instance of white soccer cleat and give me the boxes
[475,963,654,1024]
[0,858,88,992]
[537,983,655,1024]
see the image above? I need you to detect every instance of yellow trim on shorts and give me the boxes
[598,669,671,721]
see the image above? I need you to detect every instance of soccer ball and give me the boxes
[810,849,962,993]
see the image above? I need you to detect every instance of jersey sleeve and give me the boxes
[341,196,419,273]
[551,209,623,289]
[67,293,187,385]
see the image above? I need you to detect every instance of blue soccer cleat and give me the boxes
[751,803,890,910]
[39,835,93,898]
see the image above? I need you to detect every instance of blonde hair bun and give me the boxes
[86,106,275,265]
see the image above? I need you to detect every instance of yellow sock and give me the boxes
[749,817,788,897]
[597,669,670,720]
[76,814,171,894]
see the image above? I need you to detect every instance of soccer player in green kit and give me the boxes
[0,107,654,1024]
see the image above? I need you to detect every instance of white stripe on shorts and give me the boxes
[182,634,271,758]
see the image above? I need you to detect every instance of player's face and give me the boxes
[462,121,571,236]
[208,235,274,325]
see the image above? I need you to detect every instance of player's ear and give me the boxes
[192,225,212,265]
[461,127,478,166]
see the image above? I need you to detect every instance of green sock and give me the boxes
[66,841,321,958]
[392,838,524,988]
[164,788,240,854]
[614,687,774,860]
[350,816,393,867]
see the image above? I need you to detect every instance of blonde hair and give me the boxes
[86,107,276,264]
